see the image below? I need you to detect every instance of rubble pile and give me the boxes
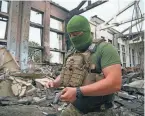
[0,64,64,116]
[0,47,144,116]
[0,47,64,116]
[113,72,144,116]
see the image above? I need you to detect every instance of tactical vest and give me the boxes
[60,39,114,114]
[60,39,105,87]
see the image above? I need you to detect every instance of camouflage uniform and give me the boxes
[60,104,116,116]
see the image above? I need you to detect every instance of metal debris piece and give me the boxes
[124,80,144,88]
[114,99,144,115]
[122,72,140,84]
[117,91,137,100]
[53,91,63,104]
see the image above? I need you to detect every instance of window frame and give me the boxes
[49,16,65,64]
[28,9,44,63]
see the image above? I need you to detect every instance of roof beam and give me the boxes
[119,31,144,38]
[121,18,145,33]
[76,1,86,10]
[105,0,139,24]
[100,13,144,30]
[77,0,108,15]
[69,0,108,18]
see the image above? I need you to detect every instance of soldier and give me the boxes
[45,15,122,116]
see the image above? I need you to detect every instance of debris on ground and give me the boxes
[0,50,144,116]
[114,72,144,116]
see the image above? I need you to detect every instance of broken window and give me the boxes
[29,26,42,46]
[122,45,125,52]
[0,1,8,13]
[129,48,131,66]
[0,18,7,39]
[50,17,64,64]
[50,17,63,31]
[117,43,120,50]
[122,53,126,67]
[122,45,126,67]
[91,32,94,39]
[49,31,62,50]
[29,9,44,63]
[28,26,43,63]
[118,43,120,56]
[138,52,141,65]
[101,36,105,40]
[108,39,112,44]
[132,49,135,66]
[49,31,63,64]
[50,51,63,64]
[30,10,43,24]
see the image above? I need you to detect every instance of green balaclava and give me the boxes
[67,15,92,52]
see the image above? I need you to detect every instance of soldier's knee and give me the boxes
[60,104,82,116]
[60,110,70,116]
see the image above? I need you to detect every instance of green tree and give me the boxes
[28,41,42,63]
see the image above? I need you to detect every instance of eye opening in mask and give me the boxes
[69,31,84,38]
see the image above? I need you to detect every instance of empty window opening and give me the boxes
[0,19,7,39]
[91,32,94,38]
[30,10,43,24]
[0,1,8,13]
[118,43,120,56]
[132,49,135,66]
[50,51,63,64]
[29,26,42,46]
[122,45,126,67]
[101,36,105,39]
[50,17,63,31]
[50,31,63,50]
[108,39,112,44]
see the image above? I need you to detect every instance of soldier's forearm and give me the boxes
[80,75,121,96]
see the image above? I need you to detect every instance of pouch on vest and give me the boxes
[60,52,90,87]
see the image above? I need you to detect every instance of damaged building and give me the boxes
[0,0,144,116]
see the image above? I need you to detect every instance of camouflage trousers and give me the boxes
[60,104,116,116]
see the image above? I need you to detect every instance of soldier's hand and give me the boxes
[60,87,77,103]
[45,80,56,88]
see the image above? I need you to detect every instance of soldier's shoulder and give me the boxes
[93,38,110,49]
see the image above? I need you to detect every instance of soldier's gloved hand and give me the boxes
[45,80,56,88]
[60,87,77,103]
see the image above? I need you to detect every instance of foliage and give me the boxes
[28,41,42,63]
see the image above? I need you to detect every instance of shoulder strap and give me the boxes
[64,48,76,65]
[87,38,105,53]
[93,38,105,44]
